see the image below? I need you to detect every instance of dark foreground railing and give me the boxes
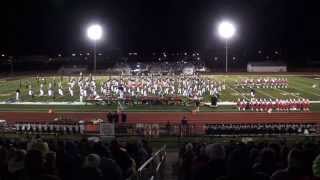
[137,145,167,180]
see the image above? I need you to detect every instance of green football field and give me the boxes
[0,74,319,112]
[210,75,320,101]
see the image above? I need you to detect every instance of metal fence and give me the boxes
[4,121,319,137]
[137,145,167,180]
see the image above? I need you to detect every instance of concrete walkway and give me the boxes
[163,151,179,180]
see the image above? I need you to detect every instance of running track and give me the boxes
[1,111,320,125]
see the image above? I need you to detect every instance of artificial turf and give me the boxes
[0,74,319,112]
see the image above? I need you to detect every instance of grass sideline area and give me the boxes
[0,104,236,112]
[0,74,319,112]
[1,103,320,112]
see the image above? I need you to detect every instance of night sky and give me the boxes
[0,0,318,57]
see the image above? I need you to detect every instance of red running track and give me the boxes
[0,111,320,125]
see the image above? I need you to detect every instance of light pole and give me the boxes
[93,41,97,73]
[225,39,228,73]
[87,24,103,74]
[218,21,236,73]
[8,56,14,75]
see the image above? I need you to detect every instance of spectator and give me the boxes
[222,143,267,180]
[0,146,8,179]
[31,141,50,156]
[126,140,149,167]
[24,149,60,180]
[252,148,277,176]
[100,154,123,180]
[313,154,320,178]
[44,152,59,176]
[141,139,153,158]
[192,143,226,180]
[110,139,135,179]
[7,149,27,180]
[80,154,103,180]
[57,141,81,180]
[25,149,46,177]
[225,148,252,179]
[179,143,194,180]
[0,136,162,180]
[271,148,311,180]
[92,142,123,180]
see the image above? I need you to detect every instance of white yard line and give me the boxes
[274,88,302,99]
[223,76,250,101]
[291,85,320,97]
[227,85,249,100]
[204,102,236,106]
[226,75,275,100]
[231,75,283,99]
[288,79,320,97]
[255,89,276,99]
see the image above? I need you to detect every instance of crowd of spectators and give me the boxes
[177,140,320,180]
[0,137,152,180]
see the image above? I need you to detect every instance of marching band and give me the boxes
[236,98,310,112]
[236,77,288,89]
[25,73,226,102]
[13,74,314,113]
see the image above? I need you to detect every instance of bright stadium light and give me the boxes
[217,20,236,73]
[218,21,235,39]
[87,24,103,73]
[87,24,103,41]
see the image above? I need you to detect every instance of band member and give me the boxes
[15,123,21,132]
[242,99,247,111]
[236,98,241,111]
[16,89,20,101]
[48,88,53,97]
[83,88,87,97]
[58,86,64,96]
[28,85,34,98]
[118,86,124,111]
[304,99,310,111]
[44,123,49,132]
[80,94,83,102]
[250,89,256,99]
[259,99,263,112]
[40,83,45,96]
[262,99,267,111]
[69,86,74,97]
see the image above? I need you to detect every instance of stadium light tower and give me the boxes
[218,21,236,73]
[87,24,103,73]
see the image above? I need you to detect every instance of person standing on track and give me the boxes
[192,93,200,112]
[117,85,124,112]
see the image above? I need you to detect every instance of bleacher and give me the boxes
[0,137,167,180]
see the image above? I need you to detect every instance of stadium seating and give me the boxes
[0,137,159,180]
[3,134,320,180]
[177,140,320,180]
